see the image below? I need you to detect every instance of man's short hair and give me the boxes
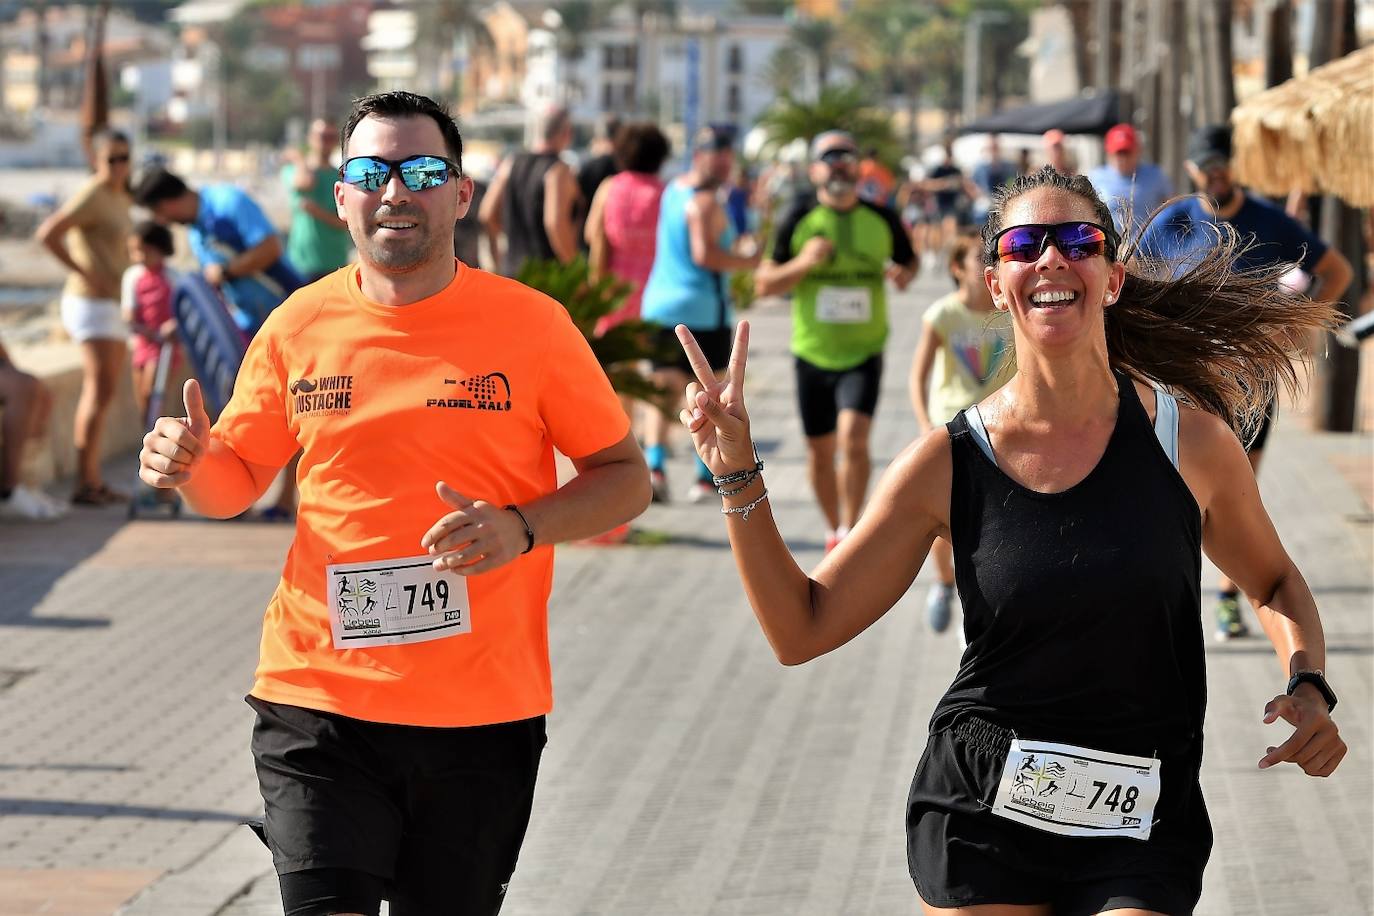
[809,130,856,160]
[133,219,175,257]
[132,167,189,209]
[535,105,572,145]
[596,114,622,143]
[343,91,464,171]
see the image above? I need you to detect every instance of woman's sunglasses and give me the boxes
[339,155,460,193]
[991,221,1117,264]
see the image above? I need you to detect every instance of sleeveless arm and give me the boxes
[732,429,951,665]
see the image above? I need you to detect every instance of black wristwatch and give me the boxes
[1286,670,1337,712]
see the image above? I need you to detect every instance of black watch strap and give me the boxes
[1286,670,1337,712]
[505,504,535,555]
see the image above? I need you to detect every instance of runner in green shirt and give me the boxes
[755,130,919,552]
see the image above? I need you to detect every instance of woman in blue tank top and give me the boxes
[674,166,1347,912]
[639,127,761,503]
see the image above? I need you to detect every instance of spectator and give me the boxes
[480,105,580,276]
[1088,123,1175,236]
[120,220,180,427]
[575,114,622,244]
[921,139,968,250]
[452,175,490,268]
[0,342,63,520]
[132,167,305,336]
[969,134,1017,226]
[1042,128,1076,176]
[857,147,897,205]
[584,122,671,335]
[282,118,352,283]
[35,127,133,506]
[1015,147,1033,177]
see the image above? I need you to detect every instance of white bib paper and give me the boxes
[815,286,872,324]
[326,554,471,650]
[991,738,1161,841]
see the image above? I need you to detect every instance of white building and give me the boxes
[524,10,792,144]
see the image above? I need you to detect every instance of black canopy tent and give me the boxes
[960,90,1124,137]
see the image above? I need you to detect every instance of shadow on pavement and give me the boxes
[0,797,250,821]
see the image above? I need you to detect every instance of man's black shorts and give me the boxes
[794,353,884,438]
[651,325,732,375]
[906,717,1209,914]
[247,696,545,916]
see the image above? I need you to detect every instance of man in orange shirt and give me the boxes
[138,91,649,914]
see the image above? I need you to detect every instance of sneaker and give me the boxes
[650,469,670,503]
[686,480,715,503]
[927,583,954,633]
[1,485,62,521]
[1215,595,1250,641]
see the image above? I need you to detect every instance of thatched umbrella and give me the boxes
[1231,43,1374,208]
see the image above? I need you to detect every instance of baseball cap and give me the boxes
[1187,124,1232,167]
[1042,129,1066,146]
[1104,124,1138,154]
[693,124,736,152]
[809,130,857,160]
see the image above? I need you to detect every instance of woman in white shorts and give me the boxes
[36,129,134,505]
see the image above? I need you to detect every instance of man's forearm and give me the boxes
[755,258,811,296]
[519,459,649,547]
[178,438,273,519]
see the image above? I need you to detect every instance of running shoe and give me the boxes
[686,480,715,503]
[650,469,670,503]
[1,485,62,521]
[927,583,954,633]
[1215,595,1250,641]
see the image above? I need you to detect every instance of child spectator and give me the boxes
[120,221,180,426]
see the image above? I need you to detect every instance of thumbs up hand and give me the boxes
[139,378,212,489]
[421,481,532,576]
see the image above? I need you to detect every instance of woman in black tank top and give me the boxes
[674,167,1346,914]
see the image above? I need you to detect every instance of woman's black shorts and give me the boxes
[651,325,733,374]
[906,716,1211,914]
[247,696,546,916]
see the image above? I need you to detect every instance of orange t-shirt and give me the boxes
[213,261,630,727]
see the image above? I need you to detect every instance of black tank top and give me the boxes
[932,371,1206,761]
[502,151,561,276]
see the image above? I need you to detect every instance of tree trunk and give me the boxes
[1062,0,1094,93]
[1259,0,1292,88]
[1309,0,1362,431]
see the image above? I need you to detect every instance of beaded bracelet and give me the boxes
[717,472,759,497]
[721,488,768,521]
[712,443,763,487]
[504,504,535,554]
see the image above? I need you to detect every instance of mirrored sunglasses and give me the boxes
[817,148,858,166]
[339,155,460,193]
[991,221,1116,264]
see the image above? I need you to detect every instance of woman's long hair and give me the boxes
[981,166,1341,434]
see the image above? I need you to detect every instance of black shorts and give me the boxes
[794,353,884,438]
[651,325,732,374]
[1242,397,1278,453]
[906,717,1210,914]
[247,696,546,916]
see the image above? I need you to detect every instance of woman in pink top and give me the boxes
[585,123,671,335]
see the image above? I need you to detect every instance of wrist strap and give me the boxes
[505,504,535,554]
[712,443,763,487]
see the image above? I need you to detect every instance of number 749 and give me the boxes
[402,581,449,614]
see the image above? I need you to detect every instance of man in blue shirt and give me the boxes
[1088,123,1174,237]
[133,168,304,335]
[1139,124,1353,642]
[969,134,1017,227]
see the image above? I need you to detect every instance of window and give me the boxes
[727,83,741,115]
[602,44,638,72]
[727,45,743,75]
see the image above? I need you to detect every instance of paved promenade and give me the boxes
[0,268,1369,915]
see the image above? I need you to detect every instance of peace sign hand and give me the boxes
[676,322,754,476]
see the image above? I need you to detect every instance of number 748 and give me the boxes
[1088,780,1139,814]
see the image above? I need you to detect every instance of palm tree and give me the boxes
[758,45,805,98]
[413,0,493,104]
[842,0,933,149]
[756,84,900,163]
[789,16,839,92]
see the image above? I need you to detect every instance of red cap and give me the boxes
[1042,129,1065,146]
[1105,123,1138,153]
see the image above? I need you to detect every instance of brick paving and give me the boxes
[0,268,1368,915]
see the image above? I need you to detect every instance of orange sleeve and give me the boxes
[536,301,630,459]
[210,318,299,468]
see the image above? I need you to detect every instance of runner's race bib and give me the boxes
[816,286,872,324]
[326,554,471,649]
[991,738,1161,841]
